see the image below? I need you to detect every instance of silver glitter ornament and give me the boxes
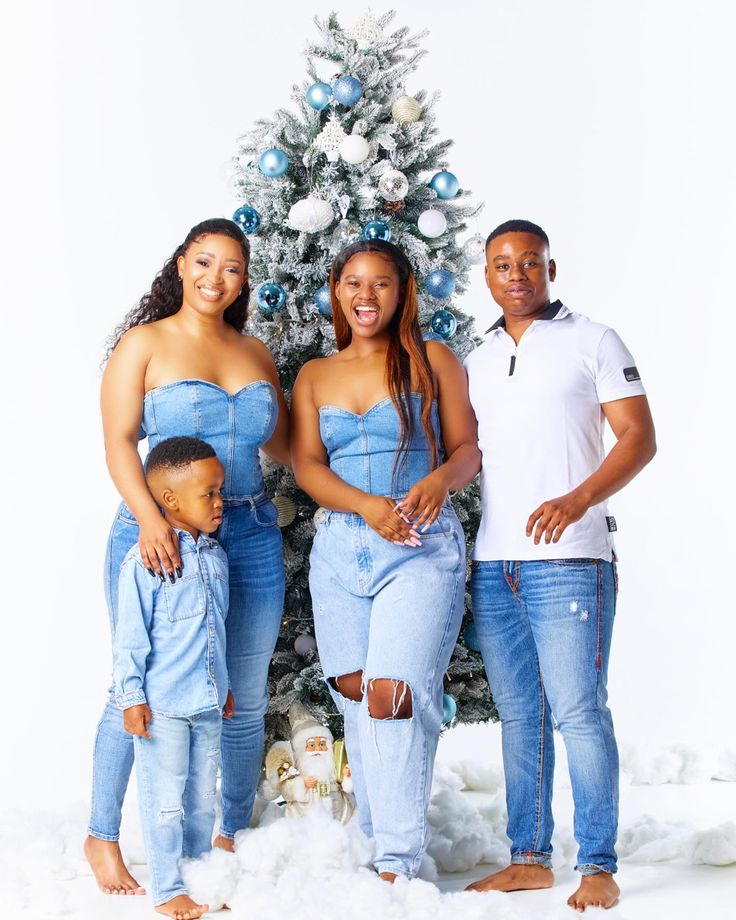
[377,167,409,201]
[462,234,486,265]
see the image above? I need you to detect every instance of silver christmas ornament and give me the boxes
[462,234,486,265]
[377,167,409,201]
[331,218,361,250]
[391,95,422,125]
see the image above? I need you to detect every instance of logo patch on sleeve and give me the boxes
[606,516,617,532]
[623,366,641,382]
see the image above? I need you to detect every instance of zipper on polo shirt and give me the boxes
[509,351,517,376]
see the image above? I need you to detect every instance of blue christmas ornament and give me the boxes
[425,269,456,300]
[257,282,286,314]
[362,220,391,242]
[332,75,363,107]
[464,623,481,652]
[442,693,457,726]
[306,81,333,111]
[258,148,289,178]
[313,284,332,317]
[232,206,261,235]
[430,309,458,339]
[423,330,443,342]
[429,170,460,200]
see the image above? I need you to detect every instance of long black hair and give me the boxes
[105,218,250,359]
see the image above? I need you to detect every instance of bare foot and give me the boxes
[378,871,398,883]
[567,872,620,912]
[213,834,235,853]
[83,835,145,895]
[465,863,554,893]
[155,894,209,919]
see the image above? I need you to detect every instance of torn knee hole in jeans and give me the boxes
[329,669,365,703]
[367,678,413,721]
[158,807,183,823]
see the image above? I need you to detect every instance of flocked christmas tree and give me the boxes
[231,9,497,740]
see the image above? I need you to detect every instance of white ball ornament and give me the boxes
[391,95,422,125]
[417,208,447,238]
[286,195,335,233]
[294,634,318,656]
[377,167,409,201]
[339,134,370,165]
[462,234,486,265]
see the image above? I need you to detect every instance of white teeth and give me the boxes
[200,287,222,296]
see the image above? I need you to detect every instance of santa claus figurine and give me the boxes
[261,701,355,824]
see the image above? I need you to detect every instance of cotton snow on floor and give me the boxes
[3,724,735,920]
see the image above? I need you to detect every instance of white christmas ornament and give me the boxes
[286,195,335,233]
[391,95,422,124]
[345,11,383,49]
[339,134,370,165]
[462,234,486,265]
[377,167,409,201]
[313,114,348,162]
[417,208,447,238]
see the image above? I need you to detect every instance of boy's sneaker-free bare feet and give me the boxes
[212,833,235,853]
[83,835,145,895]
[155,894,209,919]
[567,872,620,911]
[465,863,554,893]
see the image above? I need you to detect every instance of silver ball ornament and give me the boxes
[462,234,486,265]
[294,634,318,656]
[377,168,409,201]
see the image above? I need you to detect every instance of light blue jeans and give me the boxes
[89,497,284,842]
[134,709,221,906]
[471,559,618,875]
[309,505,465,877]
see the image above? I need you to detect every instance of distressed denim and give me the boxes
[89,379,285,842]
[113,531,229,717]
[134,709,221,906]
[310,397,464,877]
[471,559,619,875]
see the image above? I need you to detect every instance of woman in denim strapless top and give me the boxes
[85,219,289,895]
[291,240,480,881]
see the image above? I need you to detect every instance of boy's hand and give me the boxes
[123,703,152,738]
[223,690,235,720]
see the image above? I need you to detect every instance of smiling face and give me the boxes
[485,232,557,320]
[177,233,247,318]
[334,251,402,340]
[152,456,226,537]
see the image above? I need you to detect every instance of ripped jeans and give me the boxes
[471,559,618,875]
[134,709,221,906]
[309,506,465,877]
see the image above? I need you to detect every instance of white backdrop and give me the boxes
[1,0,733,810]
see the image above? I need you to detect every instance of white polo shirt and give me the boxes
[463,301,646,562]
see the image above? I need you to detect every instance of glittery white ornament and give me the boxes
[286,195,335,233]
[377,167,409,201]
[345,11,383,49]
[391,95,422,125]
[339,134,370,164]
[462,234,486,265]
[417,208,447,238]
[313,114,348,161]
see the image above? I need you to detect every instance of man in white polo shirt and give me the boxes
[464,220,656,912]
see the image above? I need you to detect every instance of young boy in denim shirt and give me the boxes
[113,436,233,920]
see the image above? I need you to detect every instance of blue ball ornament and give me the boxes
[313,284,332,317]
[429,170,460,200]
[425,269,456,300]
[362,220,392,242]
[306,81,333,111]
[430,309,458,339]
[257,282,286,314]
[332,75,363,107]
[232,206,261,235]
[442,693,457,726]
[258,148,289,178]
[423,330,443,342]
[464,623,481,652]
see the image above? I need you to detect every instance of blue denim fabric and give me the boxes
[310,397,464,877]
[471,559,619,875]
[89,380,285,842]
[134,709,221,906]
[113,531,229,717]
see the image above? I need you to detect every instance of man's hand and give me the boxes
[223,690,235,720]
[526,489,591,545]
[123,703,152,738]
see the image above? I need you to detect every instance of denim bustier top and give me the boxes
[318,394,441,497]
[141,379,277,498]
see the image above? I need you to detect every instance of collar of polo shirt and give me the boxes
[485,299,566,334]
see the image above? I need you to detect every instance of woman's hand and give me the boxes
[356,495,422,546]
[395,469,449,531]
[137,513,182,582]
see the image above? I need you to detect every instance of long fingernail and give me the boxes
[147,568,156,577]
[168,572,176,584]
[158,573,165,583]
[421,522,431,533]
[176,566,183,578]
[410,529,421,537]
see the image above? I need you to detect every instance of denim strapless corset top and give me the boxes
[142,379,277,497]
[318,394,441,497]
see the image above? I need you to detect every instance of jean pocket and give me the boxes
[163,573,206,621]
[254,500,278,528]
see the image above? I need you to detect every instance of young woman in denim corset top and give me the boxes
[85,218,289,900]
[291,240,480,881]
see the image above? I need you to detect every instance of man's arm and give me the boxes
[527,395,656,544]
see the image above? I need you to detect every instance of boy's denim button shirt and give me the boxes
[112,531,229,718]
